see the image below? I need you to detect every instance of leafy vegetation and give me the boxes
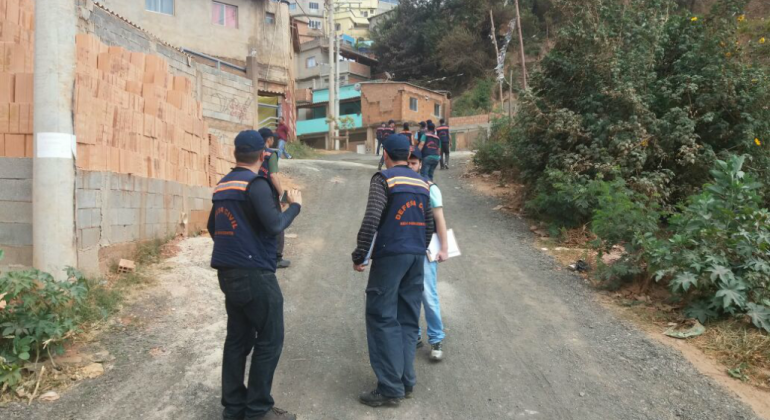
[451,78,496,116]
[0,267,88,389]
[475,0,770,331]
[371,0,557,92]
[0,238,169,391]
[285,141,318,159]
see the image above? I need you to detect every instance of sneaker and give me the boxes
[277,259,291,269]
[246,407,297,420]
[416,339,424,349]
[404,386,414,399]
[358,390,401,407]
[430,342,444,361]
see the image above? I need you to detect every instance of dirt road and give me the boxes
[6,154,763,420]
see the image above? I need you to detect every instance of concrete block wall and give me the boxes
[76,170,211,275]
[0,157,32,267]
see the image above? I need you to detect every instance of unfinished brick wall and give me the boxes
[450,114,491,127]
[74,33,212,187]
[0,0,34,158]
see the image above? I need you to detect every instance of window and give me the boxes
[309,20,322,29]
[363,11,368,17]
[146,0,174,15]
[212,2,238,28]
[289,3,296,10]
[265,12,276,24]
[309,2,320,10]
[409,97,418,112]
[306,56,317,68]
[335,23,341,31]
[434,103,441,116]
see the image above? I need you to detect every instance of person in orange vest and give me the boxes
[375,122,386,156]
[437,119,450,170]
[401,122,414,146]
[378,120,397,171]
[419,122,441,181]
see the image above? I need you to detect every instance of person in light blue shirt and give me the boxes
[407,147,448,361]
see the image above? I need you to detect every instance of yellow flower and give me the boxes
[726,52,732,57]
[737,15,746,22]
[640,139,649,147]
[761,37,767,44]
[755,138,762,146]
[691,16,698,22]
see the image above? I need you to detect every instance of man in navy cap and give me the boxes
[352,134,435,407]
[208,130,302,420]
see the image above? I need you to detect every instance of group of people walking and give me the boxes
[208,122,452,419]
[376,119,452,180]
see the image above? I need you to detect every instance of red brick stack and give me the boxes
[74,33,213,187]
[0,0,34,158]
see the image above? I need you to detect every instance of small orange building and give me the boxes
[360,81,451,151]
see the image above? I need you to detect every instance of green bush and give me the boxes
[492,0,770,228]
[451,78,495,117]
[285,141,318,159]
[591,179,661,252]
[0,267,88,388]
[637,156,770,331]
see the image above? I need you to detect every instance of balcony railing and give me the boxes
[297,114,363,136]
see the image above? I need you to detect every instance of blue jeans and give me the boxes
[418,257,445,344]
[278,139,292,159]
[421,157,439,181]
[366,254,424,398]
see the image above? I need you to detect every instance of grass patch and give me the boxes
[285,142,318,159]
[694,320,770,388]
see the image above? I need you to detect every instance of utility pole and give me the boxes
[335,27,341,150]
[514,0,528,90]
[33,0,78,278]
[326,0,336,150]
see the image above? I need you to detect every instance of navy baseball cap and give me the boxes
[234,130,266,152]
[409,146,423,161]
[383,134,411,156]
[258,127,275,140]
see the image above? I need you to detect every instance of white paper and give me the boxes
[36,133,76,159]
[427,229,461,262]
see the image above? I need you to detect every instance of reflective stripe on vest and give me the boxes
[373,166,430,259]
[422,133,440,157]
[210,169,277,271]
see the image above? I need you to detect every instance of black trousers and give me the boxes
[376,139,383,155]
[365,254,424,398]
[440,143,450,168]
[218,268,284,419]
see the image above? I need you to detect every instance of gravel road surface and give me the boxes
[5,153,762,420]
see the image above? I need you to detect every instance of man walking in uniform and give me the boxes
[375,122,386,156]
[377,120,397,171]
[437,119,450,170]
[352,134,435,407]
[420,122,441,181]
[208,130,302,420]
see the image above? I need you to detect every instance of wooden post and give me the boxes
[509,69,513,119]
[514,0,528,90]
[489,10,504,105]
